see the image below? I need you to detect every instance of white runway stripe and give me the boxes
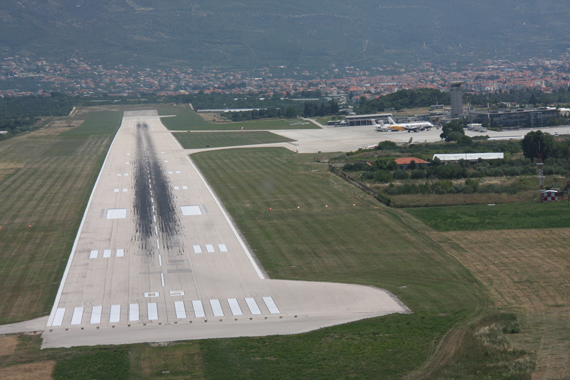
[218,244,228,252]
[89,250,98,259]
[103,249,111,258]
[206,244,215,253]
[129,304,139,321]
[192,300,205,318]
[228,299,243,316]
[71,307,84,325]
[52,308,65,326]
[116,248,124,257]
[90,306,102,324]
[209,299,224,317]
[174,301,187,319]
[147,303,158,320]
[192,245,202,253]
[109,305,121,323]
[263,297,280,314]
[245,298,262,315]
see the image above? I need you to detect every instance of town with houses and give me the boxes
[2,53,570,99]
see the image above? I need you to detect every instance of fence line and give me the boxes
[329,165,391,206]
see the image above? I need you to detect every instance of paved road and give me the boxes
[42,111,407,348]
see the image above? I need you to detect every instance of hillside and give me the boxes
[1,0,569,70]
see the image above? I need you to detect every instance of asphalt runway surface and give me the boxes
[42,111,407,348]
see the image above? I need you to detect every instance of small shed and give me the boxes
[394,157,428,170]
[541,190,560,202]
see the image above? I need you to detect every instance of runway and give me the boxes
[42,110,407,348]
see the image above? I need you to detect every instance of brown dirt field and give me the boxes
[0,336,18,356]
[389,192,536,207]
[436,229,570,379]
[0,361,55,380]
[198,112,228,124]
[437,229,570,311]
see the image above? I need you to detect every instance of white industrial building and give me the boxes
[433,153,504,162]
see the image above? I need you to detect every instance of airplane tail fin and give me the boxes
[388,117,396,125]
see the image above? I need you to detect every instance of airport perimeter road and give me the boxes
[42,110,407,349]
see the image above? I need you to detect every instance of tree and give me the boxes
[284,106,297,118]
[521,130,554,160]
[440,119,467,141]
[529,93,538,106]
[408,160,416,170]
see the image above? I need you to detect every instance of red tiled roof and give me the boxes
[394,157,427,165]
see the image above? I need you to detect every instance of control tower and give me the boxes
[450,81,463,118]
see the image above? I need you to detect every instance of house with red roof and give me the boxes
[394,157,428,170]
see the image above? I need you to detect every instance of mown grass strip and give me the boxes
[158,107,212,130]
[0,111,122,324]
[173,131,294,149]
[158,107,319,130]
[406,201,570,231]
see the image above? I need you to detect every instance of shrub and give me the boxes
[393,170,409,180]
[376,141,398,150]
[374,170,392,183]
[361,172,374,181]
[438,164,468,179]
[410,169,426,179]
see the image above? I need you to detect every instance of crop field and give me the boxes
[172,131,294,149]
[0,111,121,324]
[406,200,570,231]
[158,106,319,131]
[435,228,570,378]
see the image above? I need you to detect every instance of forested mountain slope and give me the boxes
[1,0,569,70]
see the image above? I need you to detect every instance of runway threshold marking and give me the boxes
[90,306,102,324]
[129,304,139,321]
[70,307,84,325]
[209,300,224,317]
[263,297,281,314]
[245,298,262,315]
[192,300,205,318]
[148,303,158,320]
[174,301,187,319]
[228,298,243,316]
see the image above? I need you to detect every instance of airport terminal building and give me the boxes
[471,107,559,129]
[344,113,392,126]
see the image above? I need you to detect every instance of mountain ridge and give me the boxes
[1,0,569,70]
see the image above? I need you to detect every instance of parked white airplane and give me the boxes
[373,120,391,132]
[386,117,434,131]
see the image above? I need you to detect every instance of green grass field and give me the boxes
[172,131,294,149]
[0,111,122,324]
[190,147,493,379]
[158,107,212,130]
[406,201,570,231]
[158,107,319,131]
